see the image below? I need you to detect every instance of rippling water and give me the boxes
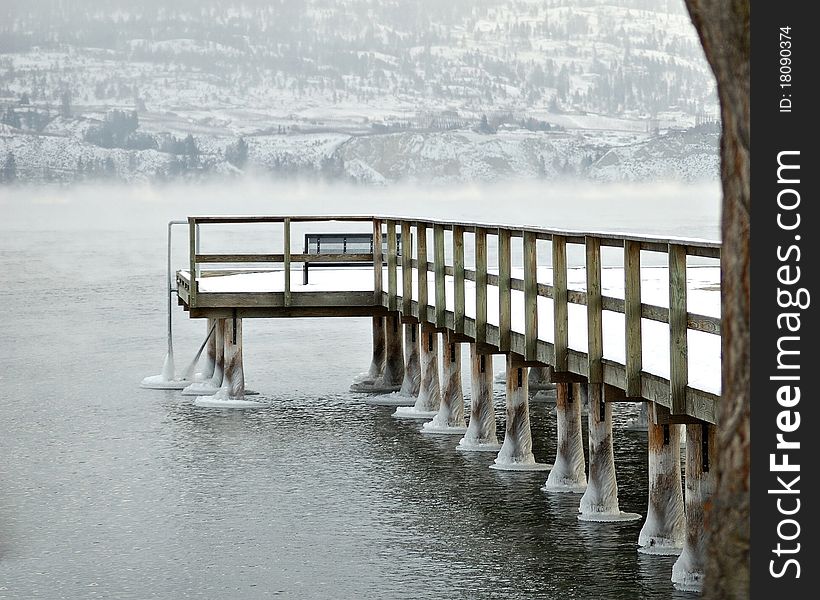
[0,181,716,599]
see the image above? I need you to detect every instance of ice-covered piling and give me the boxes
[491,357,549,471]
[578,384,641,521]
[352,315,403,393]
[195,317,217,380]
[351,316,386,390]
[368,315,387,381]
[210,319,225,387]
[380,313,404,389]
[423,335,466,434]
[672,423,716,592]
[182,317,223,396]
[219,316,245,398]
[543,383,587,492]
[393,322,440,419]
[638,403,685,554]
[457,345,500,451]
[399,322,421,397]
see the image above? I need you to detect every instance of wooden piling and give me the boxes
[199,317,217,380]
[491,355,549,470]
[544,382,587,492]
[399,322,421,397]
[210,318,225,388]
[638,402,685,554]
[578,384,640,520]
[671,423,717,591]
[408,322,441,414]
[381,312,404,388]
[423,334,466,433]
[367,316,386,381]
[458,345,500,451]
[220,316,245,398]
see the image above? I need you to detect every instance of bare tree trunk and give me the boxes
[682,1,750,598]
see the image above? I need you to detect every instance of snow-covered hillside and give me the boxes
[0,0,719,185]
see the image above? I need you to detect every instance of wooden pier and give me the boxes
[167,213,722,588]
[176,215,720,423]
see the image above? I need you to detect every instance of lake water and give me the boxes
[0,179,720,599]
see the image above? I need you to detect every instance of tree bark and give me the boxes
[681,1,750,598]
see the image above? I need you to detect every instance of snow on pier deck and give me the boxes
[175,215,722,422]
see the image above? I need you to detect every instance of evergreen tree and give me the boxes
[2,152,17,183]
[226,137,248,168]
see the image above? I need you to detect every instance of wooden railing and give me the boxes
[183,215,721,422]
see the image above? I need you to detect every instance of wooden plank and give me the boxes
[283,218,292,307]
[193,290,375,308]
[453,225,465,334]
[191,304,384,320]
[688,313,721,335]
[536,282,554,298]
[188,218,197,308]
[586,236,603,382]
[401,220,412,316]
[188,215,722,257]
[373,219,383,305]
[669,243,689,415]
[417,224,428,323]
[291,253,373,263]
[195,254,283,264]
[387,220,398,311]
[523,230,538,362]
[434,224,446,328]
[552,234,568,371]
[498,228,512,351]
[624,240,642,397]
[474,227,488,345]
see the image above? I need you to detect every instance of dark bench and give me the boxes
[303,232,407,284]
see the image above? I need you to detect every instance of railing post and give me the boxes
[387,219,398,312]
[401,220,412,317]
[624,240,642,397]
[434,224,446,329]
[669,244,689,415]
[188,217,197,308]
[475,227,488,345]
[523,230,538,362]
[373,218,383,306]
[453,225,465,334]
[283,218,291,307]
[586,236,602,383]
[417,223,428,323]
[551,234,568,372]
[498,228,512,352]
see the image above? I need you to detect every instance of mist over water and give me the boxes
[0,179,712,599]
[1,177,720,237]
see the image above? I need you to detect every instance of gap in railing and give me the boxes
[638,249,669,309]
